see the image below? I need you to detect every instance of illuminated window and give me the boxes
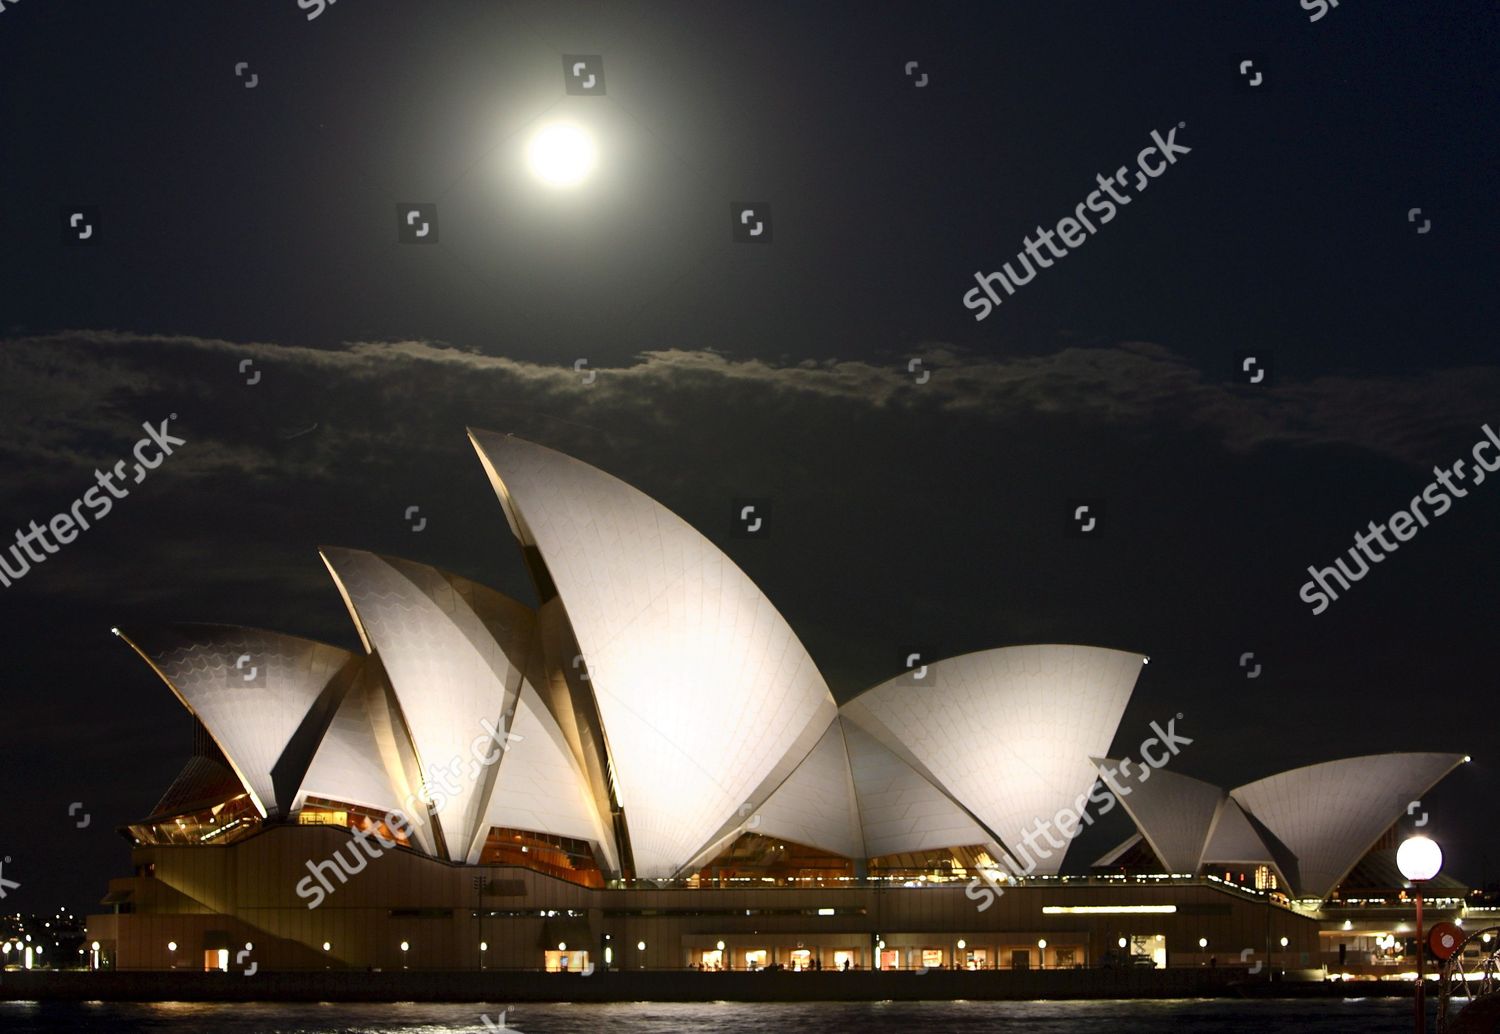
[543,949,590,972]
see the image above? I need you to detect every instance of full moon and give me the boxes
[527,123,597,187]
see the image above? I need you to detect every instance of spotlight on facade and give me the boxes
[322,942,331,952]
[1198,937,1208,949]
[637,941,646,951]
[167,941,177,952]
[716,941,725,951]
[1118,937,1127,949]
[558,942,567,951]
[1279,936,1289,947]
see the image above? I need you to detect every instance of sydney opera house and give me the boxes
[86,431,1470,976]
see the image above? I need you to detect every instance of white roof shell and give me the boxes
[469,430,838,878]
[747,719,864,861]
[841,718,995,859]
[297,662,405,819]
[117,624,358,820]
[321,548,565,863]
[1200,798,1276,867]
[841,644,1143,875]
[1093,757,1225,874]
[1230,753,1467,898]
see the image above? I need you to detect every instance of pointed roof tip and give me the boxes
[466,426,520,441]
[1230,750,1470,791]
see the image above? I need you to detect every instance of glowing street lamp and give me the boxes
[1398,835,1443,1034]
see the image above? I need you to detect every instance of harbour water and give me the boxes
[0,998,1437,1032]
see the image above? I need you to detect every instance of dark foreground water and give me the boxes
[0,998,1437,1033]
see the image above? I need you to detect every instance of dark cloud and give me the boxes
[3,332,1494,495]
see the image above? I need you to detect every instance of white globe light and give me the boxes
[527,123,597,187]
[1397,835,1443,882]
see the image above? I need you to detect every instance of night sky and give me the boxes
[1,1,1496,914]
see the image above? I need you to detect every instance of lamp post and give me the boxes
[1397,834,1443,1034]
